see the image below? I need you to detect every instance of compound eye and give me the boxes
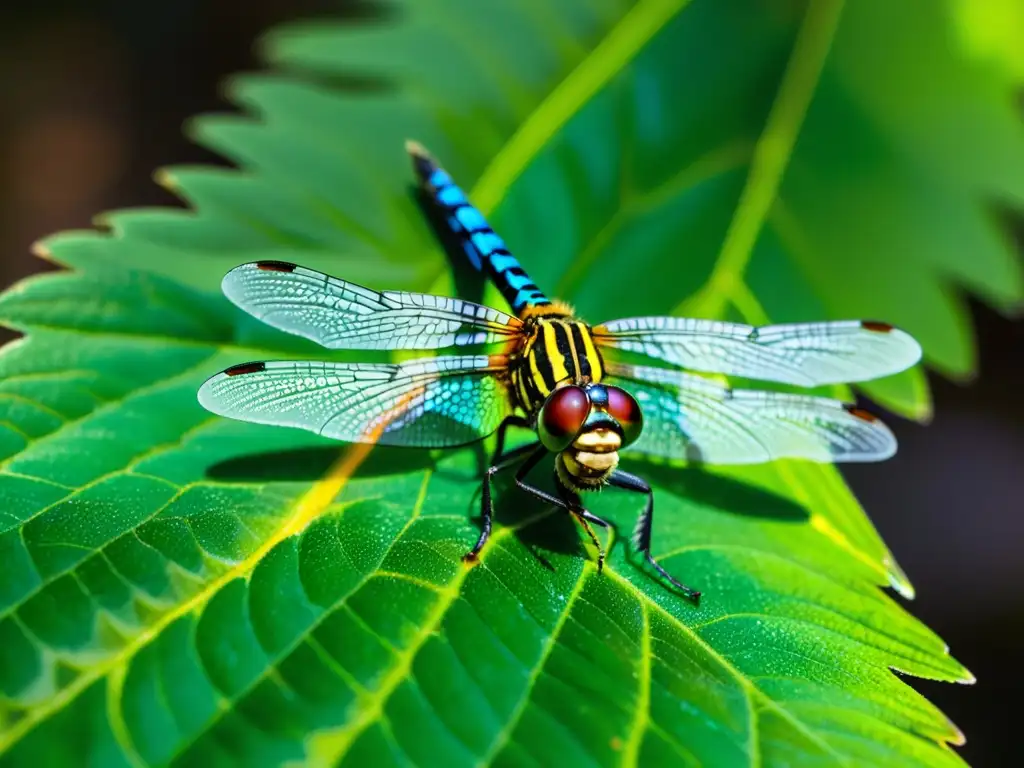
[538,385,590,452]
[605,386,643,447]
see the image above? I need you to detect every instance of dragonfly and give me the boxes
[198,141,922,600]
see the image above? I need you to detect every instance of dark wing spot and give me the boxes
[256,261,297,273]
[861,320,894,333]
[225,362,267,377]
[843,405,879,423]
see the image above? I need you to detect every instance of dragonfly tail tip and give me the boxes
[405,139,430,159]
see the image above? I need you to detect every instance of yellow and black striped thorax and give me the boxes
[511,318,605,413]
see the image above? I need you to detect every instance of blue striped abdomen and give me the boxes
[408,141,551,315]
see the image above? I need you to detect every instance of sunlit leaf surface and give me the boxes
[2,0,1018,765]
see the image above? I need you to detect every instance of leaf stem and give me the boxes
[470,0,695,215]
[675,0,846,320]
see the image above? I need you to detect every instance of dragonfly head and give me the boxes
[538,383,643,488]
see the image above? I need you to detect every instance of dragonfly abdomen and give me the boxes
[408,141,552,316]
[511,319,605,413]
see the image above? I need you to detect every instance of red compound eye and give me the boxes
[538,386,590,452]
[605,386,643,447]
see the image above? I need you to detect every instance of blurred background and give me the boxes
[0,2,1020,764]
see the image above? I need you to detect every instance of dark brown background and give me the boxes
[0,2,1021,764]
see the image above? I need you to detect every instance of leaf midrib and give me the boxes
[461,0,870,760]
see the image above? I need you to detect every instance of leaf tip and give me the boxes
[153,167,179,192]
[956,668,977,686]
[90,211,117,233]
[934,355,980,387]
[30,239,54,262]
[886,560,916,600]
[949,723,967,746]
[908,399,935,425]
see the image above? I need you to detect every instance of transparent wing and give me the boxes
[593,317,921,387]
[198,355,513,448]
[606,363,897,464]
[223,261,523,350]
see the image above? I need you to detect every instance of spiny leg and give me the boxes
[499,447,614,561]
[470,438,621,572]
[510,447,573,511]
[575,515,606,572]
[556,482,612,574]
[464,438,540,563]
[608,469,701,601]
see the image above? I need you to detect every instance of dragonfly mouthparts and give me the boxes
[572,428,621,454]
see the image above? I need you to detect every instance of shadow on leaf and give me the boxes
[463,460,808,573]
[455,445,590,568]
[488,474,590,565]
[640,463,809,522]
[206,445,436,483]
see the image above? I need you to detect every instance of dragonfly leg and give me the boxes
[506,448,617,569]
[556,483,612,573]
[465,440,542,564]
[608,469,701,601]
[490,414,532,465]
[510,446,570,511]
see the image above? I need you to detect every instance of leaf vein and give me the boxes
[0,444,375,756]
[620,598,651,766]
[480,564,591,765]
[605,568,852,767]
[160,470,431,765]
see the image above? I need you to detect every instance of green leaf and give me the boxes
[0,0,1013,764]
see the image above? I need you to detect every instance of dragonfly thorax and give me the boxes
[510,317,606,414]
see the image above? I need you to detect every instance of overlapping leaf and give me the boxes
[1,0,1018,765]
